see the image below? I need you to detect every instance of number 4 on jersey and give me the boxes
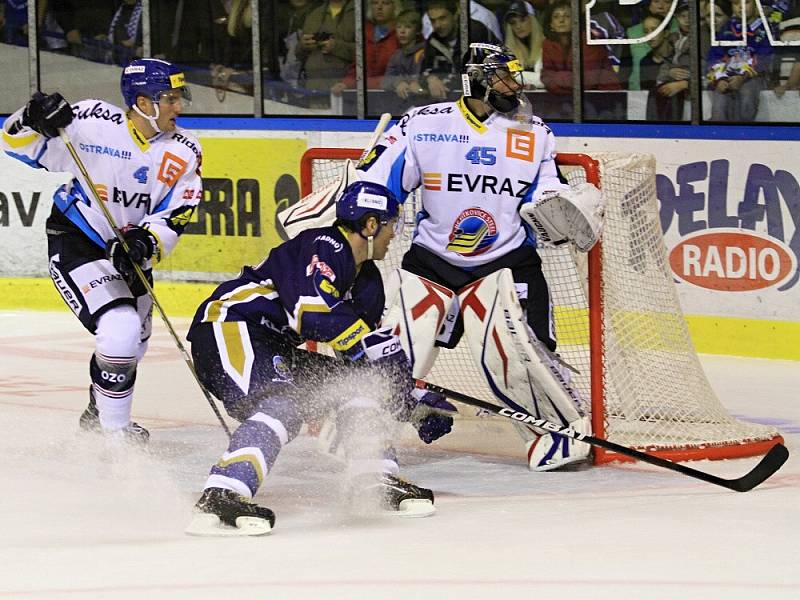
[465,146,496,166]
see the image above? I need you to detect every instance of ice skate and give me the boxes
[527,416,591,471]
[79,386,150,444]
[185,487,275,536]
[349,472,435,517]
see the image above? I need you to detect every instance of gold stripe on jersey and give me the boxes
[213,321,255,394]
[291,301,331,335]
[457,97,487,134]
[2,130,39,148]
[330,318,370,352]
[127,117,151,152]
[203,282,278,323]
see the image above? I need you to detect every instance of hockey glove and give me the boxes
[358,327,416,418]
[409,388,456,444]
[22,92,74,138]
[106,227,158,277]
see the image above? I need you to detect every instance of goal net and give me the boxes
[300,148,782,464]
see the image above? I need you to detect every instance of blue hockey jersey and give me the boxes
[189,226,384,355]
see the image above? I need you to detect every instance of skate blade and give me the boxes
[184,513,273,537]
[388,499,435,518]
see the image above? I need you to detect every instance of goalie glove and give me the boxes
[519,183,605,252]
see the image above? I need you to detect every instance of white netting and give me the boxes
[302,149,780,460]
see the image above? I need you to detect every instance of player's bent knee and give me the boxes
[95,304,141,357]
[253,395,302,442]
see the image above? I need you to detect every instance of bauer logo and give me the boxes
[669,229,796,292]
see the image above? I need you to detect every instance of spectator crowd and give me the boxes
[2,0,798,121]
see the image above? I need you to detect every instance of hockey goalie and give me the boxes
[280,43,604,471]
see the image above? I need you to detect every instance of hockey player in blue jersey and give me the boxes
[1,58,202,443]
[185,181,455,536]
[357,43,604,471]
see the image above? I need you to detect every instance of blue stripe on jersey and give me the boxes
[6,150,43,169]
[53,181,106,248]
[521,172,540,247]
[151,185,175,214]
[388,149,408,202]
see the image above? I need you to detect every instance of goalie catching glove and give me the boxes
[519,182,604,252]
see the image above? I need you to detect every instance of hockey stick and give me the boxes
[278,113,393,238]
[58,129,232,439]
[419,381,789,492]
[356,112,392,166]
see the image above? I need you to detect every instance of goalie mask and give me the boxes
[461,43,524,114]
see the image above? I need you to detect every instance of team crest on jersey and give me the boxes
[271,355,293,383]
[306,254,336,281]
[446,208,498,256]
[157,151,188,186]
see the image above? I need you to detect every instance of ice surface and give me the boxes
[1,310,798,599]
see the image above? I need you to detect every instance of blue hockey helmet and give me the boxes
[336,181,402,234]
[120,58,192,108]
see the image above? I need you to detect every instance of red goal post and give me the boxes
[300,147,783,465]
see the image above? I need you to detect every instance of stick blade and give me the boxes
[726,443,789,492]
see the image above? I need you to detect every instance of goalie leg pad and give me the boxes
[382,269,456,379]
[457,268,585,436]
[527,415,591,471]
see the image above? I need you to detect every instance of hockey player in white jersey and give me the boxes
[358,43,604,471]
[1,58,203,443]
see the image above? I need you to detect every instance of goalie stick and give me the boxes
[58,129,232,439]
[419,381,789,492]
[277,113,393,237]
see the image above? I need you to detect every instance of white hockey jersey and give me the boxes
[1,99,202,259]
[358,98,568,268]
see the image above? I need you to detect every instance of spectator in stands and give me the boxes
[421,0,502,42]
[503,1,545,89]
[331,0,399,96]
[649,0,692,120]
[1,1,28,47]
[541,0,621,118]
[297,0,356,108]
[639,14,673,108]
[277,0,321,87]
[700,0,732,67]
[420,0,493,101]
[774,4,800,97]
[382,8,425,111]
[707,0,779,121]
[586,0,632,89]
[627,0,676,90]
[107,0,143,66]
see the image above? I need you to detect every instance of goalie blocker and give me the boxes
[382,268,590,471]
